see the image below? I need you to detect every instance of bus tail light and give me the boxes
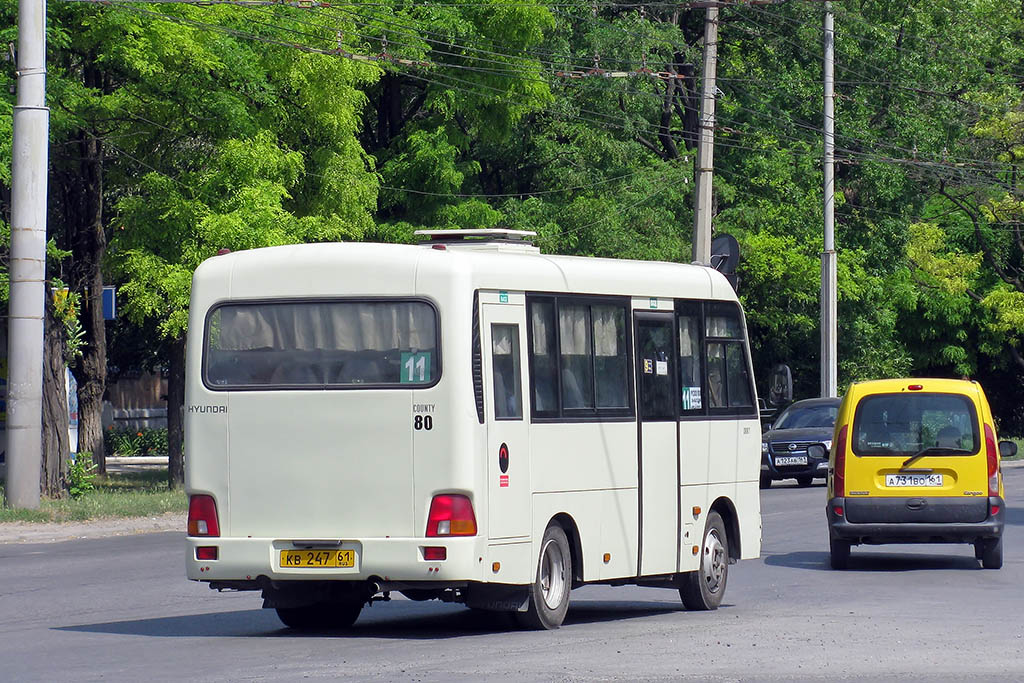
[188,495,221,537]
[833,425,848,498]
[985,424,999,497]
[426,494,477,537]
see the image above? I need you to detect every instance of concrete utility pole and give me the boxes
[820,2,838,398]
[691,1,719,265]
[6,0,49,508]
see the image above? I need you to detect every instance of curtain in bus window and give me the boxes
[206,301,437,387]
[706,343,727,408]
[706,305,743,339]
[593,305,628,408]
[559,304,594,409]
[678,312,703,411]
[216,303,434,352]
[491,324,523,419]
[530,301,558,413]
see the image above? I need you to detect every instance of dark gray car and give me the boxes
[760,397,841,488]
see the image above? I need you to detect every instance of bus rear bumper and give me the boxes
[186,536,486,584]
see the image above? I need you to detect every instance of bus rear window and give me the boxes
[203,300,439,389]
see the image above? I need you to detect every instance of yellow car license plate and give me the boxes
[280,549,355,568]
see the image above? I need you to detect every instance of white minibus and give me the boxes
[185,229,762,630]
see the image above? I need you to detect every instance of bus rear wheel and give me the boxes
[679,511,728,611]
[516,524,572,630]
[275,600,363,631]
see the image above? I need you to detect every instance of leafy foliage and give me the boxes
[2,0,1024,435]
[68,452,98,498]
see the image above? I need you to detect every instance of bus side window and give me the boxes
[530,301,558,414]
[705,303,754,410]
[559,304,595,409]
[678,304,703,412]
[491,324,523,419]
[593,305,629,408]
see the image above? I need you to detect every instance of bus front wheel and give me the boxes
[679,511,728,611]
[516,524,572,630]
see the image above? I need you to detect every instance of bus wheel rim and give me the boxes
[539,538,566,610]
[702,528,726,594]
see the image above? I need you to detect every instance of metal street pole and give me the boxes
[820,2,838,398]
[6,0,49,508]
[692,1,718,265]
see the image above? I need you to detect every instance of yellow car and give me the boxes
[826,378,1017,570]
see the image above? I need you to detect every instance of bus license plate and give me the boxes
[280,549,355,568]
[885,473,943,487]
[775,456,807,466]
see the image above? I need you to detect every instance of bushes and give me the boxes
[68,452,97,498]
[104,426,169,457]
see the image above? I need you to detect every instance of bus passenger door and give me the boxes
[482,303,531,541]
[634,312,680,576]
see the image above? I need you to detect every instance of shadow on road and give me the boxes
[764,550,982,572]
[56,599,693,639]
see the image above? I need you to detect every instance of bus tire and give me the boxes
[516,524,572,630]
[680,511,728,611]
[275,600,362,630]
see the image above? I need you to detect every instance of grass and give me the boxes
[0,470,187,523]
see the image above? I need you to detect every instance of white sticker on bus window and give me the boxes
[400,352,432,383]
[682,386,702,410]
[656,361,668,376]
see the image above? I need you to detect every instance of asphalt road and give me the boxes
[2,470,1023,682]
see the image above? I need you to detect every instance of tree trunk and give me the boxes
[167,336,186,489]
[41,289,70,497]
[73,130,108,474]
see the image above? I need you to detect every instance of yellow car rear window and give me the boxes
[852,392,979,456]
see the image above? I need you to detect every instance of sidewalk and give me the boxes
[0,512,184,544]
[0,456,178,544]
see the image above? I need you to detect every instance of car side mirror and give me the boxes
[807,443,827,460]
[999,440,1018,458]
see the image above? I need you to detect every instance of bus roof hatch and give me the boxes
[414,229,541,254]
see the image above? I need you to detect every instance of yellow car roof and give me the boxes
[848,378,980,396]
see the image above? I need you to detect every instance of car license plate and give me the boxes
[280,549,355,568]
[775,456,807,466]
[885,473,943,487]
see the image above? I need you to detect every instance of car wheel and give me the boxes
[974,540,985,561]
[759,473,772,489]
[981,537,1003,570]
[516,524,572,630]
[680,511,729,611]
[276,600,362,630]
[796,475,813,487]
[829,539,851,570]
